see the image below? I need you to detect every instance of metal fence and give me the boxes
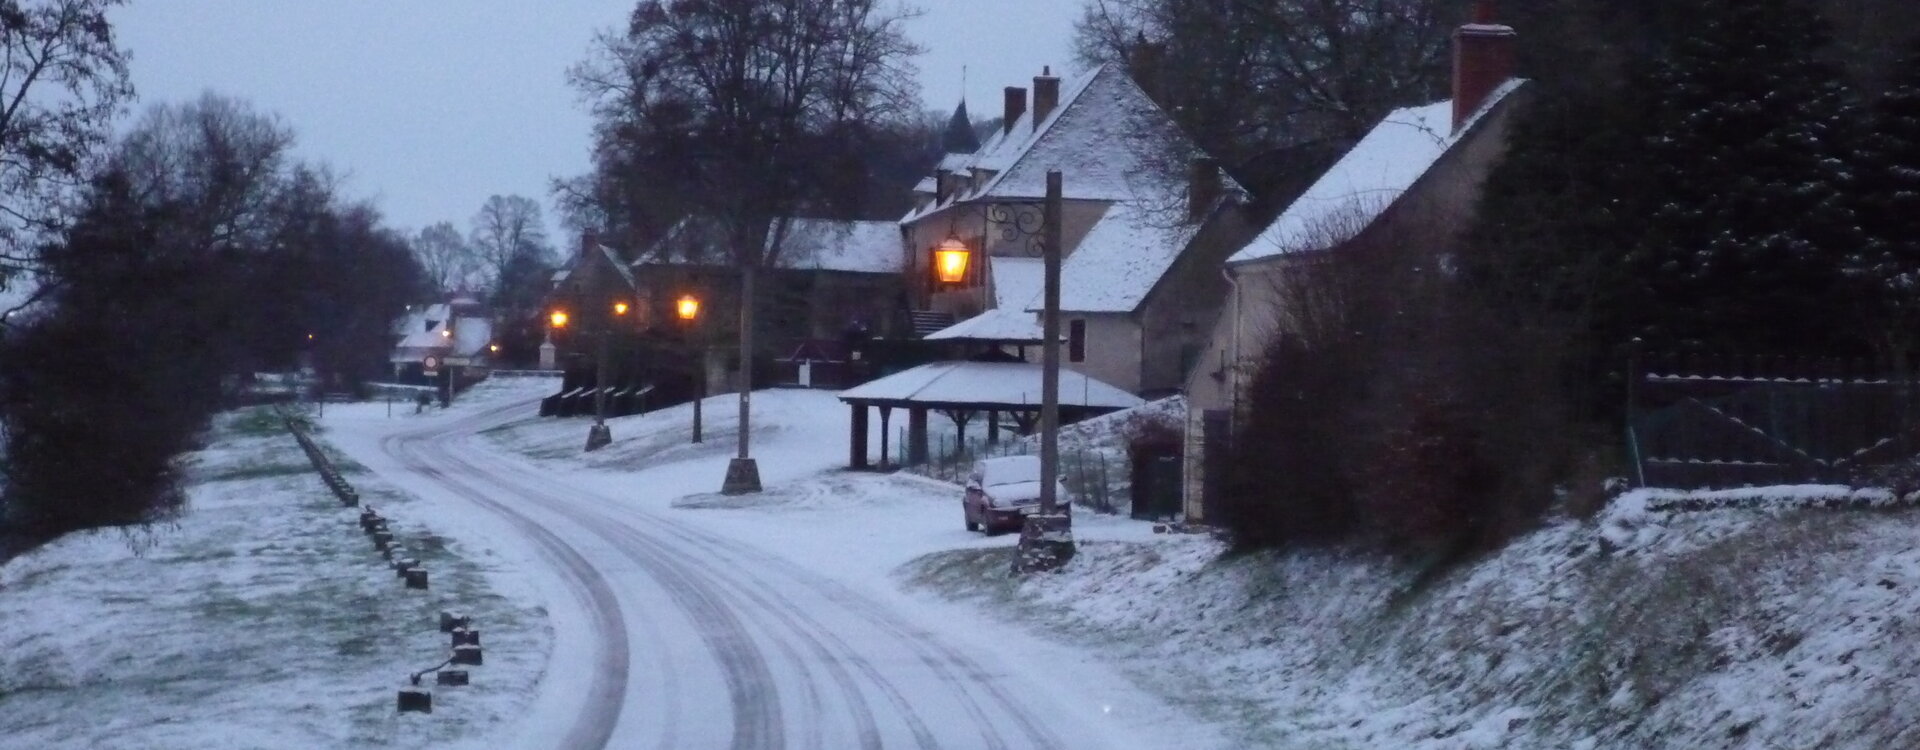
[896,429,1130,514]
[1628,352,1920,488]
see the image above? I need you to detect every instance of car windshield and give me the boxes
[981,456,1041,487]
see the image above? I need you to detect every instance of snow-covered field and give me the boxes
[905,497,1920,748]
[0,407,547,750]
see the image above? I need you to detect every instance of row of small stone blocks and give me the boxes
[274,411,479,713]
[397,610,486,714]
[281,414,362,509]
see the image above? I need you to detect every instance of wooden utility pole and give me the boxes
[1039,171,1063,514]
[1018,170,1075,573]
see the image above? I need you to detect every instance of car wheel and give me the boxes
[964,512,978,532]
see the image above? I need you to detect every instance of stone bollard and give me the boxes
[382,545,405,562]
[394,558,419,577]
[372,531,394,551]
[405,568,429,590]
[397,686,432,713]
[451,628,480,648]
[438,611,470,633]
[339,490,358,507]
[451,644,482,666]
[436,670,470,687]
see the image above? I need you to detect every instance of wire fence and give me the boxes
[896,429,1131,514]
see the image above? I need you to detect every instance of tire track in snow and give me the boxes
[377,405,637,750]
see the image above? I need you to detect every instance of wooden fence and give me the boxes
[1628,351,1920,488]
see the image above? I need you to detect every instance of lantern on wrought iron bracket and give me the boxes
[933,233,971,284]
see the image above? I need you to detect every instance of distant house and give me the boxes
[544,218,906,394]
[389,292,494,382]
[898,64,1258,396]
[1179,8,1530,522]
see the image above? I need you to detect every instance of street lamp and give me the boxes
[584,300,629,452]
[678,293,704,444]
[550,310,570,329]
[934,234,971,284]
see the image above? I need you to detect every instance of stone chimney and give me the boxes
[1188,157,1221,222]
[934,168,951,203]
[1032,67,1061,126]
[1452,0,1516,133]
[1003,86,1027,134]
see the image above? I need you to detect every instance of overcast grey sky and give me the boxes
[114,1,1081,243]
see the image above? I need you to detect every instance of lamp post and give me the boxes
[677,293,703,444]
[582,300,628,452]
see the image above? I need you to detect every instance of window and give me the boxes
[1069,319,1086,362]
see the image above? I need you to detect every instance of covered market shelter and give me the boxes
[837,360,1143,469]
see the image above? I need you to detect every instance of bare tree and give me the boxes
[0,0,133,321]
[571,0,922,489]
[1076,0,1453,187]
[469,194,549,295]
[412,221,478,294]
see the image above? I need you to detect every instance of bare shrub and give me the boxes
[1224,196,1592,554]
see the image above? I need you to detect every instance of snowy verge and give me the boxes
[0,408,547,750]
[903,504,1920,749]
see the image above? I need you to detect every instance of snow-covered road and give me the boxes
[324,385,1217,750]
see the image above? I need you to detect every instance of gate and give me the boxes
[1131,450,1183,520]
[1628,353,1920,488]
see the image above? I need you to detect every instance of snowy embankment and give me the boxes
[905,493,1920,749]
[0,407,546,750]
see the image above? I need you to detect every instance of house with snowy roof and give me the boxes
[389,292,494,382]
[899,64,1258,396]
[545,218,906,394]
[1179,6,1531,521]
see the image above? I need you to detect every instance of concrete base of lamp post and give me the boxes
[585,423,613,452]
[1013,513,1076,574]
[720,457,762,495]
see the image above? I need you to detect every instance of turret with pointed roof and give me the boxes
[941,100,979,154]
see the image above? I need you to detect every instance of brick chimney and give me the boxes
[1452,0,1516,133]
[1032,66,1061,126]
[1003,86,1027,134]
[1188,157,1221,222]
[579,227,599,258]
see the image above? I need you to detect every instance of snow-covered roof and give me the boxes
[1227,79,1525,265]
[599,245,637,289]
[1049,202,1204,313]
[839,361,1144,410]
[991,257,1044,309]
[636,217,900,274]
[922,307,1045,343]
[902,65,1241,224]
[778,219,901,274]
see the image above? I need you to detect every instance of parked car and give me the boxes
[963,455,1069,535]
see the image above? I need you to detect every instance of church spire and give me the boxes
[942,98,979,154]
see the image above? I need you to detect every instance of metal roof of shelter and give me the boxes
[839,361,1142,412]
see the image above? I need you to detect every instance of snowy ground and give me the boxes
[904,494,1920,748]
[314,379,1234,749]
[0,407,546,750]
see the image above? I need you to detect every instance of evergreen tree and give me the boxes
[1630,0,1862,353]
[1849,41,1920,362]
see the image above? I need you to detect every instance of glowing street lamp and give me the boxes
[678,293,705,443]
[612,301,630,316]
[934,234,970,284]
[549,310,570,329]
